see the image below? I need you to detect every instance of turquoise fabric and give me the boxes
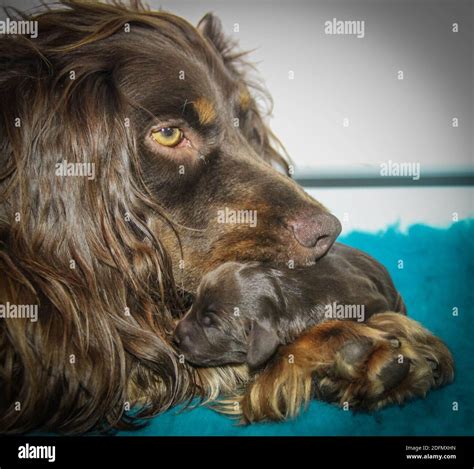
[119,220,474,436]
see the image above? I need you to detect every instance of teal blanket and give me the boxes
[119,221,473,436]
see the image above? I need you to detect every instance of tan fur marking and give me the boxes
[239,88,252,111]
[193,97,216,125]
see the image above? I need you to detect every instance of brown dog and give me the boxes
[0,2,453,432]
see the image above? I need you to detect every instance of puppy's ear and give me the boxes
[247,321,280,370]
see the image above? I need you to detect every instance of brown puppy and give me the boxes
[174,245,454,419]
[174,243,407,373]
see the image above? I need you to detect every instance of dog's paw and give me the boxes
[239,314,454,422]
[313,313,454,410]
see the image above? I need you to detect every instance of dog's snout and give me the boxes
[289,212,341,258]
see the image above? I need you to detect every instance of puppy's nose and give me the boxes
[173,321,193,349]
[288,212,341,258]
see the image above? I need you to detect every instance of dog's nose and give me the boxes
[288,212,341,258]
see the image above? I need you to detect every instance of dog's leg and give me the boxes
[240,312,454,422]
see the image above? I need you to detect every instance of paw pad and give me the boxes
[378,357,411,391]
[338,337,373,365]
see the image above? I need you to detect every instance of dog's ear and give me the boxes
[247,320,281,370]
[197,13,227,54]
[197,13,242,68]
[197,13,290,175]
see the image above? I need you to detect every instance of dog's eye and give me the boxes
[151,127,184,147]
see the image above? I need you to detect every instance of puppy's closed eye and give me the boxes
[201,311,219,328]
